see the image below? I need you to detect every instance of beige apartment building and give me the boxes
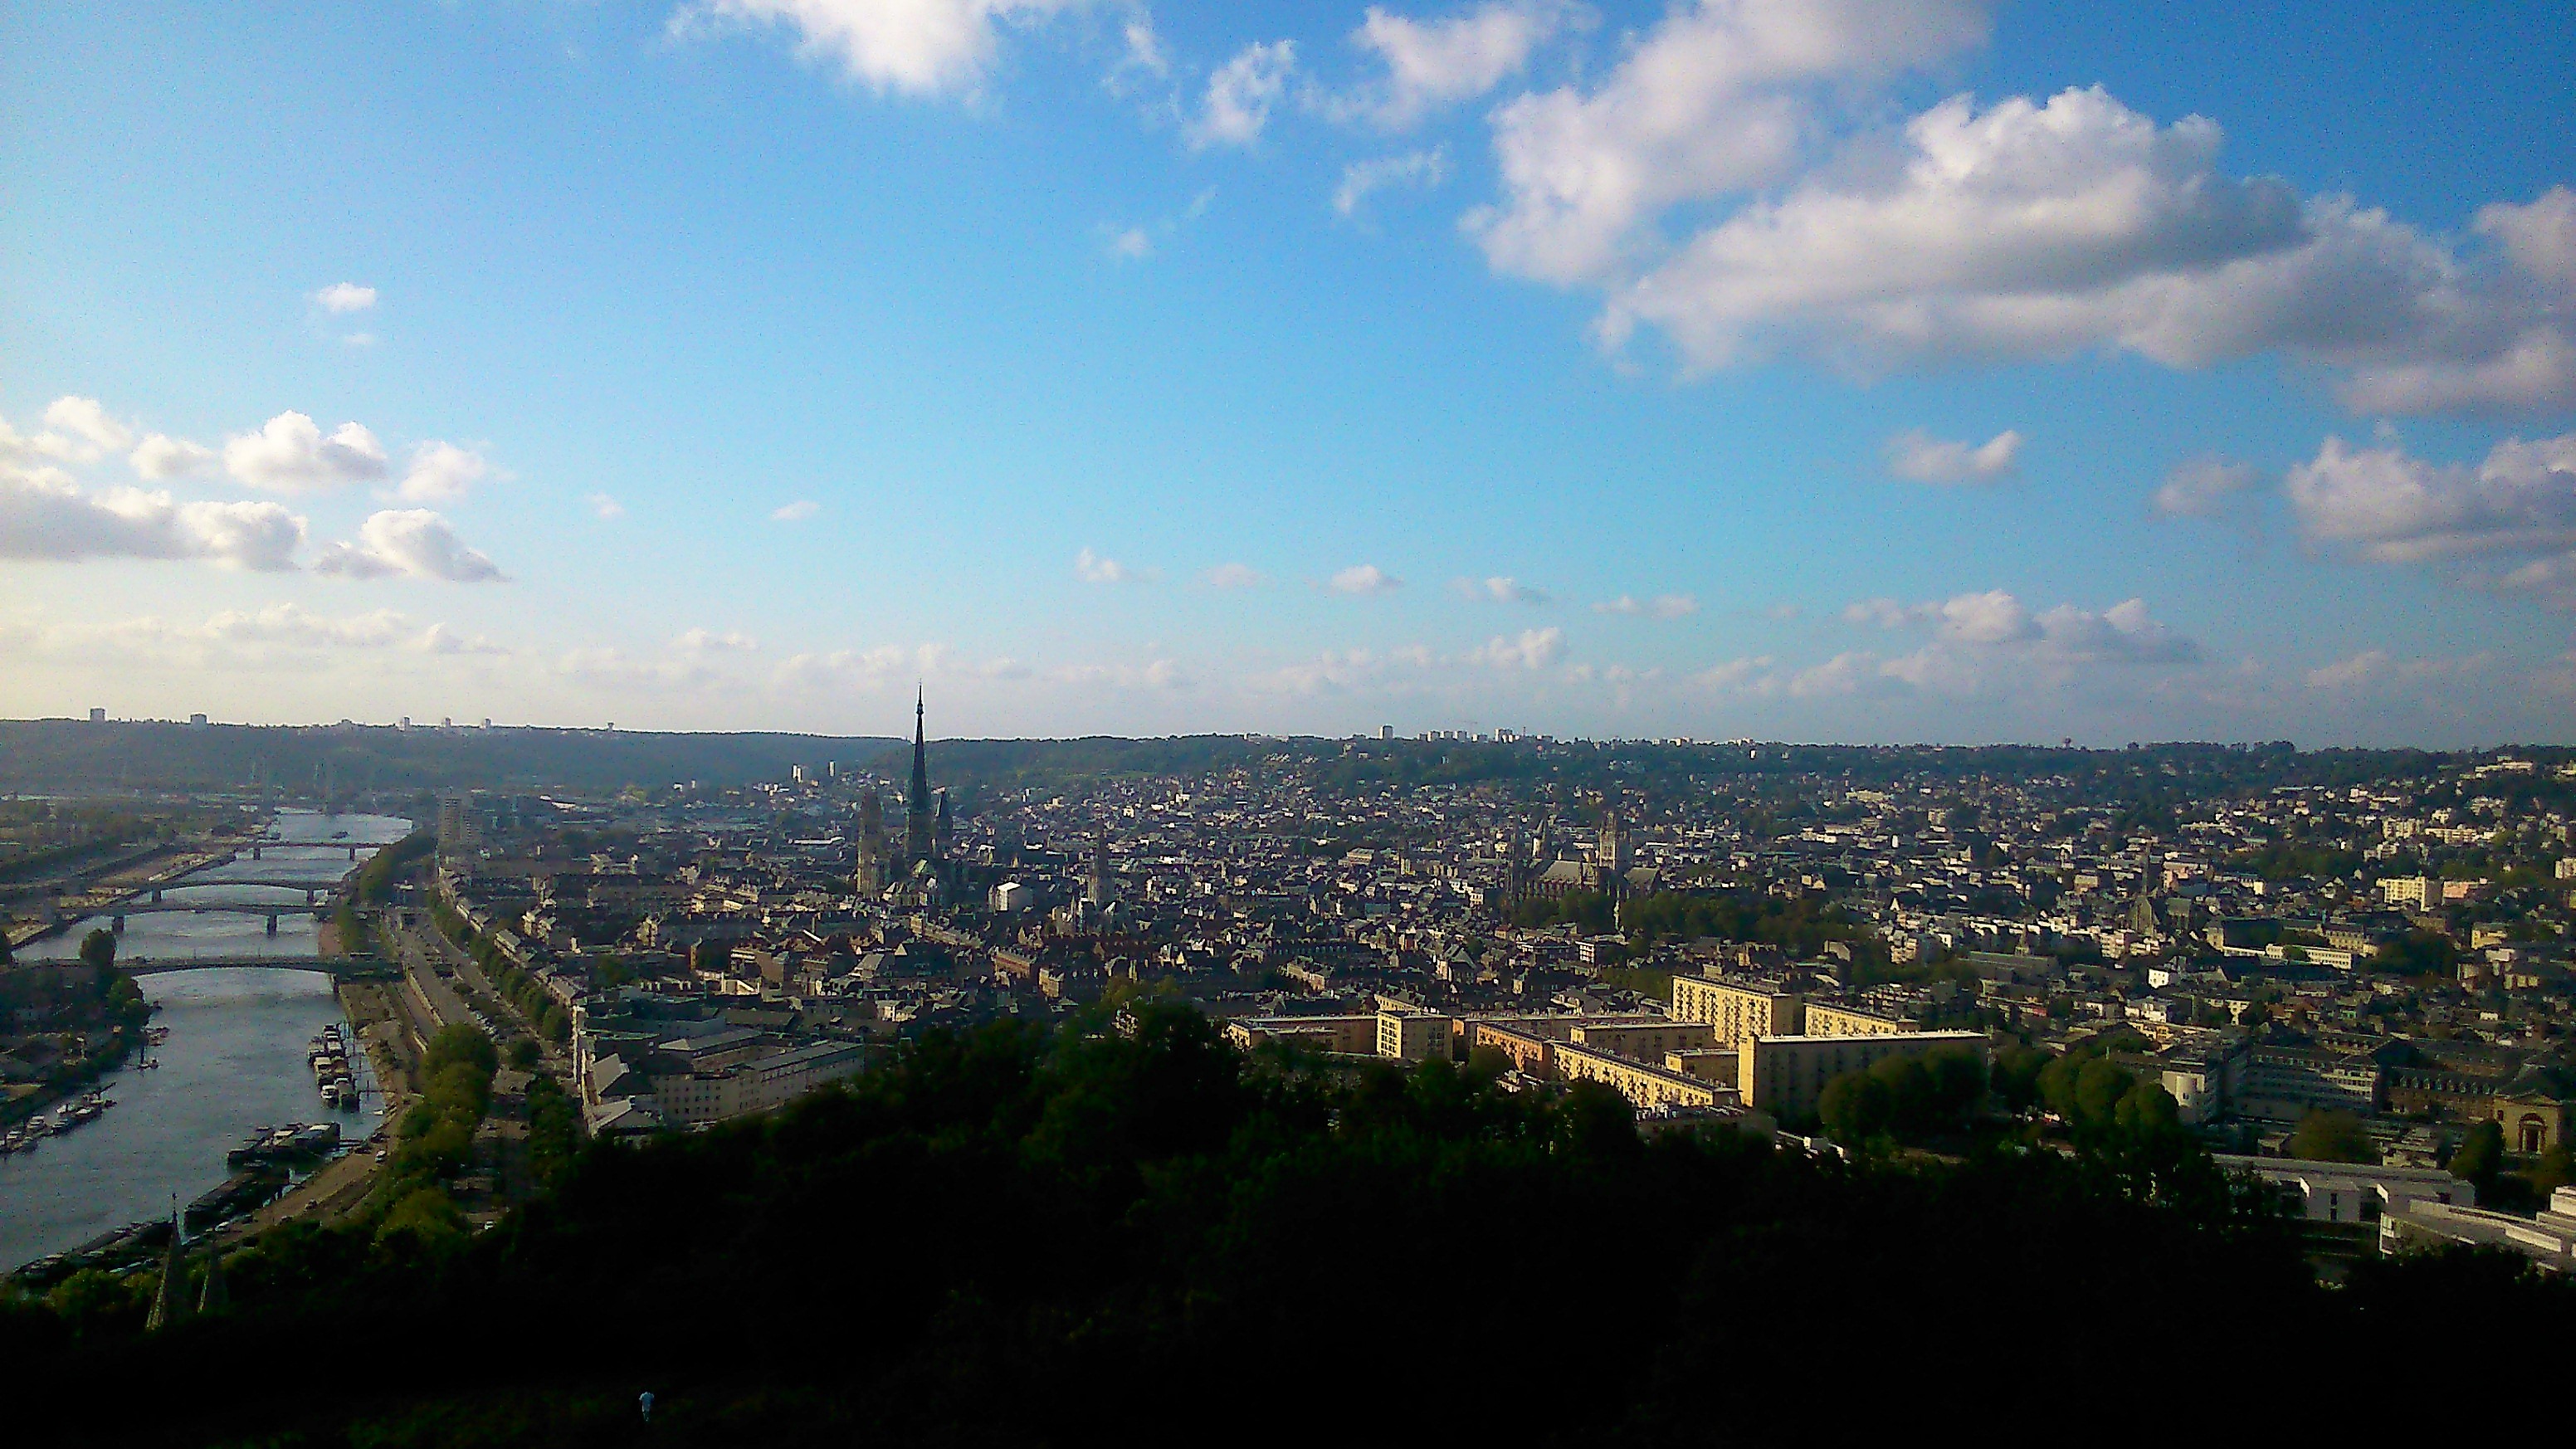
[1671,976,1803,1045]
[1555,1040,1730,1112]
[1569,1020,1718,1060]
[1801,1003,1907,1038]
[1377,1006,1456,1063]
[1738,1031,1988,1120]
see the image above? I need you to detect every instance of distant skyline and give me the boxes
[4,2,2573,746]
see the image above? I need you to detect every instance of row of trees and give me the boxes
[373,1023,499,1253]
[430,901,570,1044]
[1816,1048,1988,1146]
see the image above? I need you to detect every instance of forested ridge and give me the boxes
[6,1007,2568,1446]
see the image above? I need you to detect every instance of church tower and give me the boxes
[905,686,934,863]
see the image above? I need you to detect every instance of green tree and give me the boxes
[2114,1081,2183,1140]
[2290,1110,2375,1164]
[1992,1046,2047,1112]
[2448,1120,2505,1191]
[78,928,116,971]
[1820,1071,1894,1144]
[2073,1060,2135,1138]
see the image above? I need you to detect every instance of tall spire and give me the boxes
[906,685,934,862]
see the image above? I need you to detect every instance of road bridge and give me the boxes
[116,955,396,978]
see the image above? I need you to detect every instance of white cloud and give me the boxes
[1105,226,1154,261]
[314,282,378,314]
[1118,16,1168,79]
[1338,1,1575,129]
[1192,40,1295,149]
[678,0,1089,97]
[313,509,506,583]
[1203,562,1267,588]
[129,434,214,481]
[1,464,306,572]
[675,627,761,653]
[2285,432,2576,564]
[42,397,134,457]
[1842,597,1925,629]
[585,492,627,520]
[2305,648,2490,691]
[224,412,388,493]
[1469,0,1993,285]
[1886,428,2021,484]
[778,643,914,690]
[2154,456,2263,519]
[1450,574,1548,604]
[396,442,493,504]
[1324,564,1403,595]
[1335,146,1449,217]
[771,499,821,522]
[1694,654,1774,690]
[1465,626,1564,669]
[200,603,410,649]
[1592,592,1696,617]
[1842,589,2195,670]
[2475,186,2576,292]
[1559,81,2573,411]
[415,622,511,656]
[1076,546,1153,583]
[1050,656,1188,690]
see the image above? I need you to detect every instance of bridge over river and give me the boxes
[115,955,398,979]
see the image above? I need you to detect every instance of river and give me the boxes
[0,810,412,1271]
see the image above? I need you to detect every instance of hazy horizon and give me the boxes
[7,2,2573,749]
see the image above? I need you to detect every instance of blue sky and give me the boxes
[4,0,2573,744]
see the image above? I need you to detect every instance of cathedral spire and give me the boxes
[906,685,934,862]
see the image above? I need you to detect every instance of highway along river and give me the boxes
[0,810,410,1270]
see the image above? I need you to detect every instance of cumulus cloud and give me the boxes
[1203,562,1267,588]
[2476,186,2576,290]
[1334,1,1575,129]
[675,627,762,653]
[1,464,306,572]
[1334,146,1449,217]
[585,492,626,520]
[200,603,410,649]
[314,282,378,314]
[2154,456,2263,519]
[41,397,134,458]
[1193,40,1295,149]
[2305,648,2490,690]
[1324,564,1403,595]
[677,0,1088,97]
[396,442,493,504]
[2285,432,2576,564]
[1051,656,1188,690]
[1593,592,1697,617]
[1105,226,1154,261]
[1886,428,2021,484]
[129,434,215,481]
[1450,574,1548,604]
[1465,626,1564,669]
[1469,0,1992,285]
[1459,10,2574,414]
[771,499,821,522]
[313,510,506,583]
[1076,546,1154,583]
[1843,588,2195,667]
[224,412,388,493]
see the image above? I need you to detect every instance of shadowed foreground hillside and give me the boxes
[7,1005,2569,1447]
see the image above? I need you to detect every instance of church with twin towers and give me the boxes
[854,686,948,894]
